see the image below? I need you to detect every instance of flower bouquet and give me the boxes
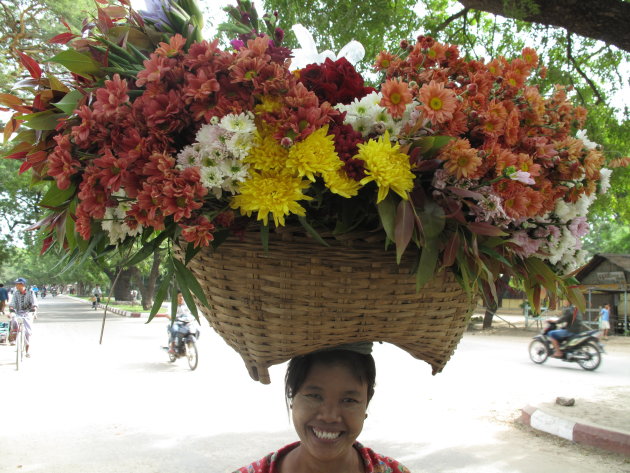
[2,0,625,381]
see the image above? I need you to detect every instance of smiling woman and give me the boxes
[232,345,410,473]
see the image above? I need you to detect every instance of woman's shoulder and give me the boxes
[232,442,300,473]
[356,442,412,472]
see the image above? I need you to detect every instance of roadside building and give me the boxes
[574,254,630,334]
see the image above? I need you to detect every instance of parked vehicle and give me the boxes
[163,320,199,370]
[528,320,605,371]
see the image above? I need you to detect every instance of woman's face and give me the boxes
[291,361,368,465]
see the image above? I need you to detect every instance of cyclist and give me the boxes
[168,291,196,355]
[8,277,38,357]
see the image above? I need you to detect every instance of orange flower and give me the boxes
[155,34,186,58]
[380,78,413,118]
[521,47,539,68]
[441,139,482,179]
[418,80,458,124]
[374,51,396,71]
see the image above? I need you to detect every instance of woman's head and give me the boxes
[285,349,376,406]
[283,349,376,464]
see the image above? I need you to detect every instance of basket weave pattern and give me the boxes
[181,229,476,384]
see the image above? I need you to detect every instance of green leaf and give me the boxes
[47,50,103,77]
[261,225,269,251]
[298,216,330,247]
[172,257,210,308]
[416,239,439,290]
[39,183,76,208]
[184,242,202,265]
[417,200,445,239]
[22,110,67,130]
[125,231,169,266]
[479,245,512,267]
[147,262,173,323]
[174,269,199,320]
[377,194,397,242]
[395,199,414,263]
[52,89,85,114]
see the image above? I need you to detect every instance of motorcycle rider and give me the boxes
[548,299,584,358]
[168,291,196,355]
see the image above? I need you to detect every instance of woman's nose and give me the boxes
[316,401,341,421]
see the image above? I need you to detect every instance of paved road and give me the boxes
[0,296,628,472]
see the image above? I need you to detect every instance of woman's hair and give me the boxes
[285,349,376,407]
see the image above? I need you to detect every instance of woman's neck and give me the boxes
[279,444,364,473]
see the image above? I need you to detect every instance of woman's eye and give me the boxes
[343,398,359,404]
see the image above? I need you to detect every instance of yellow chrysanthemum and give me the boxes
[321,169,361,198]
[287,126,342,182]
[245,131,289,171]
[230,170,312,227]
[356,132,414,202]
[254,95,283,114]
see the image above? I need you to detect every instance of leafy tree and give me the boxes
[0,0,97,94]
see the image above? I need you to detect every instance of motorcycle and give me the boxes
[163,320,200,370]
[41,290,47,298]
[51,289,57,297]
[528,320,605,371]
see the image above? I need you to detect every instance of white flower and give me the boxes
[290,24,365,70]
[220,112,256,134]
[599,168,612,194]
[177,144,201,168]
[196,123,224,145]
[576,129,598,150]
[227,132,254,159]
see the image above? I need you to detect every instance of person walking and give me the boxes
[599,303,611,340]
[8,278,38,357]
[0,284,8,315]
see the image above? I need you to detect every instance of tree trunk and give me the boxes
[103,266,134,301]
[459,0,630,52]
[482,302,497,330]
[131,251,162,310]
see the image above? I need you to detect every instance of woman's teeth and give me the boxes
[312,428,341,440]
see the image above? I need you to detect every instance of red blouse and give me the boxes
[233,441,410,473]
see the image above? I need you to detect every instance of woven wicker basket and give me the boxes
[179,228,476,384]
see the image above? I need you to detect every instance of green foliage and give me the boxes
[0,0,97,94]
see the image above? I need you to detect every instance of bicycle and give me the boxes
[10,310,35,370]
[14,316,26,370]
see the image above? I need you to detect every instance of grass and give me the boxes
[73,296,153,313]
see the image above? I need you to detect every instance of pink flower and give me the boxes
[568,216,589,238]
[510,230,543,257]
[509,170,535,185]
[47,135,81,190]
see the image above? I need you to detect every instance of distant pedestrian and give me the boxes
[599,304,611,340]
[92,285,102,310]
[0,284,8,315]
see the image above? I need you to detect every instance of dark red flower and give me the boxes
[298,57,374,105]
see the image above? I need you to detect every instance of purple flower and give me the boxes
[139,0,174,31]
[568,216,589,238]
[509,170,535,185]
[230,39,246,50]
[547,225,561,240]
[510,230,543,257]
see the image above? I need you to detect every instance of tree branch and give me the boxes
[459,0,630,52]
[433,8,469,34]
[566,32,604,104]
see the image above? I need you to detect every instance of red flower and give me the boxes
[298,57,374,105]
[181,216,215,248]
[47,135,81,190]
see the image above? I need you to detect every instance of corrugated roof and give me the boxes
[575,253,630,280]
